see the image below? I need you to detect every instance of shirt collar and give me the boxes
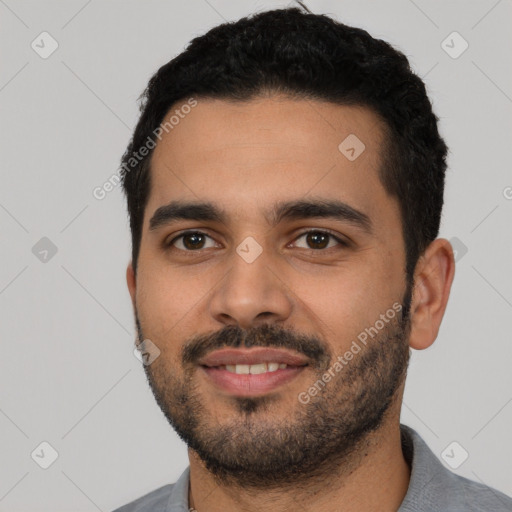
[164,465,190,512]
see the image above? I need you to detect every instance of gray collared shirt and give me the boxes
[112,424,512,511]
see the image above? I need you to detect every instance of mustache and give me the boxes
[182,323,330,368]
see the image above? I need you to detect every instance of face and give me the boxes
[128,95,412,487]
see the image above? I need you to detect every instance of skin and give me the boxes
[126,95,455,512]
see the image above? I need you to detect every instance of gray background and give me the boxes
[1,0,511,510]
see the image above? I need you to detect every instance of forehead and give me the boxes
[144,95,394,230]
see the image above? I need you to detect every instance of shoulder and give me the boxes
[111,483,174,512]
[399,424,512,512]
[445,472,512,511]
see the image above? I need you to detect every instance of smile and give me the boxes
[217,362,288,374]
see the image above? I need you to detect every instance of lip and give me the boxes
[200,365,306,396]
[198,348,309,397]
[198,347,309,367]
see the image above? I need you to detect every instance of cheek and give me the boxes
[287,267,378,342]
[294,261,398,345]
[135,269,199,349]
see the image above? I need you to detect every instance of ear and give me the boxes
[408,238,456,350]
[126,261,137,311]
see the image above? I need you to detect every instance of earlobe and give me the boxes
[126,262,137,310]
[408,238,456,350]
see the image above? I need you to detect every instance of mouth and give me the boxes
[198,348,309,397]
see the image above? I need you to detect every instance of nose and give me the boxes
[208,244,293,330]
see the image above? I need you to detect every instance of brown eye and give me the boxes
[168,231,216,251]
[293,230,347,250]
[306,231,329,249]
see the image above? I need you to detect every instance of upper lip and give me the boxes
[198,348,309,367]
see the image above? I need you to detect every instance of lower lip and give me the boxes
[200,366,306,396]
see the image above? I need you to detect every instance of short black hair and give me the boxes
[120,7,448,282]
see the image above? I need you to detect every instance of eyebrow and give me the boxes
[148,198,372,234]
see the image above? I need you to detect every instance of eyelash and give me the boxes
[165,229,349,254]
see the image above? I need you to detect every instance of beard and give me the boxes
[134,285,412,490]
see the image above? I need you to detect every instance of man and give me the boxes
[113,7,512,512]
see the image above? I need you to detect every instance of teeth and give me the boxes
[248,363,267,375]
[235,364,250,374]
[221,363,288,374]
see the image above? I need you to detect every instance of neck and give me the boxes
[187,413,411,512]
